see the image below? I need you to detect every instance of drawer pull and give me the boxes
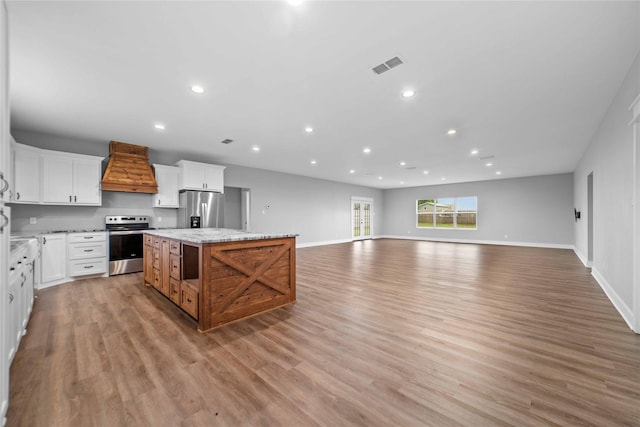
[187,298,192,303]
[83,265,94,269]
[83,249,94,252]
[83,236,94,240]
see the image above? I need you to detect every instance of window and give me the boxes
[417,196,477,229]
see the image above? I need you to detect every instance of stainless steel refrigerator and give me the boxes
[178,190,225,228]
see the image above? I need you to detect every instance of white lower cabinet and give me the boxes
[39,233,66,286]
[38,232,108,289]
[67,232,107,277]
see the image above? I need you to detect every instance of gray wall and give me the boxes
[10,129,384,245]
[382,173,574,246]
[573,52,639,315]
[224,164,383,245]
[223,186,242,230]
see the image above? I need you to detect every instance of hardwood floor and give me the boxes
[6,239,640,426]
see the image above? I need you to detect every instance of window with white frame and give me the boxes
[416,196,477,229]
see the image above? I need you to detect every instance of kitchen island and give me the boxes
[143,228,297,332]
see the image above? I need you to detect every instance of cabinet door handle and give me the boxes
[42,236,47,244]
[74,195,77,202]
[16,191,20,200]
[187,298,192,303]
[158,199,160,205]
[8,294,13,304]
[0,210,8,234]
[69,195,72,202]
[0,172,8,196]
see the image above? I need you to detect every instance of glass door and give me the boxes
[352,198,373,240]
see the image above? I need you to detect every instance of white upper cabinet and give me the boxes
[41,151,103,205]
[153,164,179,208]
[72,157,102,204]
[176,160,225,193]
[10,142,40,203]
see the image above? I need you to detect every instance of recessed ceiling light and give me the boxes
[349,169,356,174]
[423,170,429,175]
[378,176,383,180]
[305,126,314,133]
[191,85,204,94]
[402,89,416,98]
[496,171,502,175]
[485,162,493,167]
[470,149,479,155]
[154,123,165,130]
[399,161,406,166]
[310,160,317,165]
[252,146,260,152]
[363,147,371,154]
[447,129,457,135]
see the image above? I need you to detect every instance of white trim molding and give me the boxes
[592,268,635,331]
[378,235,574,250]
[297,238,353,248]
[573,246,591,268]
[630,91,640,333]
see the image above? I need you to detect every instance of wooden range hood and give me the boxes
[101,141,158,193]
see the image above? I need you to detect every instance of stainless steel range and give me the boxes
[105,215,151,275]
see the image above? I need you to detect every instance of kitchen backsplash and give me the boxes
[10,191,178,233]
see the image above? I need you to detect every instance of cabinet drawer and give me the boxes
[169,240,181,255]
[68,232,106,243]
[68,242,106,260]
[69,258,106,277]
[144,234,153,245]
[152,248,160,269]
[169,277,181,305]
[180,283,198,319]
[170,254,181,279]
[152,268,161,290]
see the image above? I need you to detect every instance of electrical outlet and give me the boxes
[29,217,37,225]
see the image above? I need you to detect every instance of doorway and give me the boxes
[587,172,593,267]
[351,197,373,240]
[241,188,251,231]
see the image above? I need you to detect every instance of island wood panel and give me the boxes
[199,237,296,331]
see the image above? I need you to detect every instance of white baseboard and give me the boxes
[377,235,574,250]
[572,246,591,267]
[296,238,353,248]
[591,268,635,330]
[35,272,109,290]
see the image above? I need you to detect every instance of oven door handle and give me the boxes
[108,230,146,236]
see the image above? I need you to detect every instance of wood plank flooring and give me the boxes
[6,239,640,426]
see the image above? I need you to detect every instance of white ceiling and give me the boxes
[7,1,640,189]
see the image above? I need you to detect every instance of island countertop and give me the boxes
[143,228,298,244]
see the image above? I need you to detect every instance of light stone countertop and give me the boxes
[143,228,298,244]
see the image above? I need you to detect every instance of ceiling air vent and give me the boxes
[372,56,404,75]
[221,139,234,144]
